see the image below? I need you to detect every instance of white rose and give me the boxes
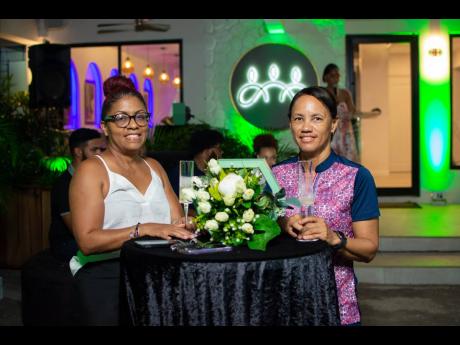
[215,212,229,222]
[242,188,255,200]
[218,173,244,197]
[204,219,219,231]
[197,201,211,214]
[179,187,196,203]
[196,190,210,201]
[235,179,246,194]
[241,223,254,234]
[192,176,207,188]
[242,209,255,223]
[223,195,235,206]
[208,159,221,175]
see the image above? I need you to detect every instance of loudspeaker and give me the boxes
[28,43,70,108]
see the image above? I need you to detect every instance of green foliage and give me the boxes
[0,75,69,212]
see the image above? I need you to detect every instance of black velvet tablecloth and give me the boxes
[119,234,340,326]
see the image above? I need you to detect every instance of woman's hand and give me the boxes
[173,216,196,232]
[297,216,341,246]
[142,223,196,240]
[282,215,303,238]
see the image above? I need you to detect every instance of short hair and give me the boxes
[322,63,339,82]
[101,75,146,118]
[253,134,278,154]
[189,129,224,157]
[69,128,102,154]
[287,86,338,120]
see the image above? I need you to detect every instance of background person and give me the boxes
[48,128,106,262]
[322,63,381,162]
[252,133,278,168]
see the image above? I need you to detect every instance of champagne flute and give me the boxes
[297,160,317,242]
[179,160,194,226]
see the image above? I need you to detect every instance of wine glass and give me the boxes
[297,160,317,242]
[179,160,194,226]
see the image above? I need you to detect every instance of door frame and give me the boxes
[345,35,420,196]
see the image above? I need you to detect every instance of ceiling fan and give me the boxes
[97,19,170,34]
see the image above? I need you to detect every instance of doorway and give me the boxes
[346,35,419,196]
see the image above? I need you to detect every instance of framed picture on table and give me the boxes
[84,80,96,124]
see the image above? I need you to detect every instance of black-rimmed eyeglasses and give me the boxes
[103,112,151,128]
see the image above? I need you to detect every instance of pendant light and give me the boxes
[143,46,154,78]
[159,46,170,84]
[122,46,134,74]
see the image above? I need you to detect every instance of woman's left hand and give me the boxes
[297,216,340,245]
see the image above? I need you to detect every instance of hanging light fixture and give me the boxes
[159,46,170,84]
[172,76,181,88]
[143,46,154,78]
[122,46,134,74]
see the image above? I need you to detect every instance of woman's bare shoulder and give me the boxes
[144,157,167,175]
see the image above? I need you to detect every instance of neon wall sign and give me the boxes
[230,44,317,130]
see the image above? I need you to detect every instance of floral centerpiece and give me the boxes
[181,159,291,251]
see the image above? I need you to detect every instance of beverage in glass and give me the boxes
[179,160,194,225]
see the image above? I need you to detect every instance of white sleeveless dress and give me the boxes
[69,155,171,275]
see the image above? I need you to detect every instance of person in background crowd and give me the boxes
[322,63,381,162]
[272,86,380,326]
[252,133,278,168]
[169,128,224,197]
[49,128,106,262]
[69,76,194,325]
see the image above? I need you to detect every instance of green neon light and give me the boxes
[41,156,71,173]
[420,79,453,191]
[264,20,285,35]
[236,64,307,108]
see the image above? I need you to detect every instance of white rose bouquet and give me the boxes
[190,159,291,251]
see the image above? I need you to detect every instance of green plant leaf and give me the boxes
[248,214,281,251]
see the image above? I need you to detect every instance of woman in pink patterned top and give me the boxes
[272,86,380,325]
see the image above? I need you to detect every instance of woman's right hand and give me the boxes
[283,215,303,238]
[142,223,196,240]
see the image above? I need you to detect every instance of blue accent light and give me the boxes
[110,68,119,77]
[87,62,103,127]
[129,73,139,91]
[68,59,80,129]
[143,78,154,127]
[429,128,444,170]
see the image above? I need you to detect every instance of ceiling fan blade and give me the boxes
[142,23,170,32]
[97,23,131,27]
[98,29,131,34]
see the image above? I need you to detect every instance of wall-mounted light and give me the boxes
[428,48,443,57]
[264,19,285,34]
[421,19,448,82]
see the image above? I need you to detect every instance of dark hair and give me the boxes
[69,128,102,155]
[322,63,339,82]
[101,75,146,118]
[253,133,278,154]
[189,129,224,157]
[287,86,337,120]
